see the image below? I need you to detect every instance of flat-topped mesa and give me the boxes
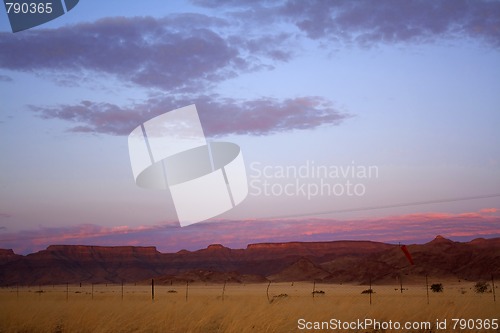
[43,245,160,260]
[206,244,228,250]
[198,244,234,257]
[246,240,392,257]
[468,237,500,248]
[247,242,297,250]
[0,249,16,256]
[0,249,21,264]
[247,240,391,249]
[163,244,237,264]
[0,236,499,286]
[245,242,315,259]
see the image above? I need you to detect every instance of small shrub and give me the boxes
[361,289,374,294]
[474,281,490,293]
[312,290,325,295]
[270,293,288,303]
[430,283,443,293]
[167,290,178,293]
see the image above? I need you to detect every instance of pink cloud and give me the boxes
[0,223,173,254]
[480,208,498,214]
[1,208,499,255]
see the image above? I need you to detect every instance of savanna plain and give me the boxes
[1,281,498,333]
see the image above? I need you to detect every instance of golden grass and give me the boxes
[1,281,497,333]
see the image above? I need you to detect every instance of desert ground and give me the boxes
[1,280,498,333]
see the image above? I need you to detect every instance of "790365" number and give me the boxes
[452,319,498,330]
[5,2,53,14]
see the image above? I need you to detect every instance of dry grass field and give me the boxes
[1,280,498,333]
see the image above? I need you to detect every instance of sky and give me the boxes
[0,0,499,254]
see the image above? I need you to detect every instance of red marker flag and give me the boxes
[400,245,414,265]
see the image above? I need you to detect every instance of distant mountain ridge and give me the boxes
[0,237,498,285]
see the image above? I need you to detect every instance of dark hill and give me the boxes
[0,236,498,285]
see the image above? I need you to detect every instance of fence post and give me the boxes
[222,280,226,301]
[266,281,271,303]
[369,276,372,305]
[492,274,496,302]
[426,275,429,305]
[151,279,155,302]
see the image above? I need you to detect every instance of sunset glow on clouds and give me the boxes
[2,208,498,254]
[0,1,499,253]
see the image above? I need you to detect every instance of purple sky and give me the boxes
[0,1,499,254]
